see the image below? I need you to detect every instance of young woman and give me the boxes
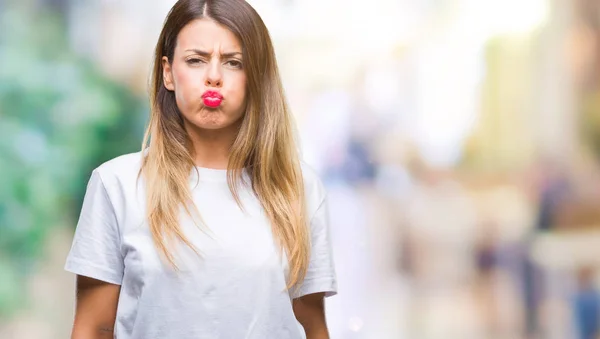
[64,0,337,338]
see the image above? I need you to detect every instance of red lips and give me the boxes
[202,90,223,108]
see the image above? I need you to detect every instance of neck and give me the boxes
[184,120,240,170]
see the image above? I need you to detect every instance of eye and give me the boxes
[225,60,243,69]
[186,58,204,65]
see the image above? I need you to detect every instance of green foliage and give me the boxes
[0,4,146,318]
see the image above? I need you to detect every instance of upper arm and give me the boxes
[71,275,120,338]
[65,170,124,285]
[65,169,125,337]
[291,176,337,337]
[292,192,337,299]
[293,292,328,337]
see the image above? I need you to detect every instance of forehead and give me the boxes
[176,18,242,52]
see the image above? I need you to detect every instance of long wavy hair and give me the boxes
[138,0,309,289]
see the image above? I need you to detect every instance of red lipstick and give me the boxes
[202,90,223,108]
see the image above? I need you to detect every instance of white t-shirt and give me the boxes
[64,152,337,339]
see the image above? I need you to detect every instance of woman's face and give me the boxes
[162,18,247,131]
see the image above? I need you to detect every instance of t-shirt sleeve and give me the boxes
[292,195,338,299]
[64,169,124,285]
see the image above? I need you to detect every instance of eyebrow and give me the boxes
[185,49,242,58]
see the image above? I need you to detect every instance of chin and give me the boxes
[196,123,230,131]
[190,115,243,132]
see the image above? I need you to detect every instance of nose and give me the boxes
[205,61,222,88]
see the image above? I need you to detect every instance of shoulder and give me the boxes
[92,151,143,189]
[83,152,145,223]
[300,160,327,217]
[95,151,143,174]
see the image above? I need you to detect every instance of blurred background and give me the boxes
[1,0,600,338]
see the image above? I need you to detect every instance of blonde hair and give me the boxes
[138,0,309,289]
